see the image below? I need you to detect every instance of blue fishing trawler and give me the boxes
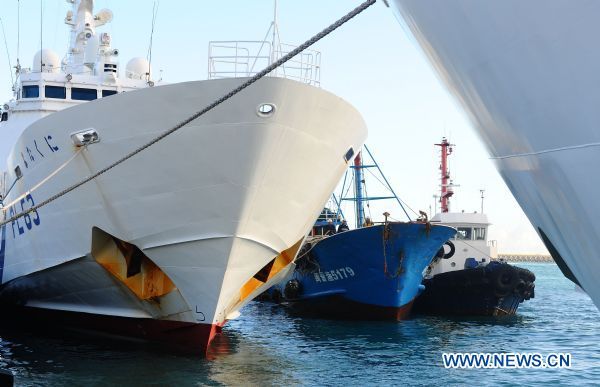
[266,147,456,320]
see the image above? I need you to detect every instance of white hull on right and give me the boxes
[389,0,600,309]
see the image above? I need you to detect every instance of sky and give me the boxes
[0,0,549,254]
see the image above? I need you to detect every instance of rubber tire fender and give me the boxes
[437,240,456,259]
[492,265,519,297]
[284,279,302,300]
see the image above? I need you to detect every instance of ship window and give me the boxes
[344,147,355,163]
[102,90,117,98]
[103,63,118,73]
[72,87,98,101]
[1,112,7,122]
[22,85,39,98]
[474,227,486,240]
[456,227,472,240]
[45,86,66,99]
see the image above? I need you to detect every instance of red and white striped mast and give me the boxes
[435,137,454,213]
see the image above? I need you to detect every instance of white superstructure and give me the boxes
[389,0,600,309]
[428,212,497,277]
[0,0,367,353]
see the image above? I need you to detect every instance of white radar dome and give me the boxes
[33,49,61,73]
[126,57,152,80]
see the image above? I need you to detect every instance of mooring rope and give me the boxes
[1,147,84,210]
[0,0,377,228]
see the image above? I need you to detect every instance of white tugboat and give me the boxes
[388,0,600,310]
[0,0,367,354]
[413,138,535,316]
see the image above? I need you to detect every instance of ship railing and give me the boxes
[208,40,321,87]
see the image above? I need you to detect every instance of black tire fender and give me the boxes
[284,279,302,300]
[437,240,455,259]
[492,266,519,297]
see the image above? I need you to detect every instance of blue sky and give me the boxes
[0,0,548,253]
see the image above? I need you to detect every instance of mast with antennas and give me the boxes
[480,189,485,214]
[0,17,14,87]
[147,1,159,82]
[435,137,457,213]
[64,0,115,75]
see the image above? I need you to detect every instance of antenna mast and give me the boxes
[270,0,279,76]
[39,0,42,73]
[354,151,365,227]
[147,1,159,81]
[480,189,485,214]
[435,137,455,213]
[0,18,14,86]
[272,0,278,51]
[16,0,21,81]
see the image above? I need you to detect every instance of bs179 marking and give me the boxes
[313,267,355,283]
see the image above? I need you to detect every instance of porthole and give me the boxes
[257,103,276,117]
[450,262,456,267]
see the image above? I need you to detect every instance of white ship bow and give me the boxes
[0,0,368,354]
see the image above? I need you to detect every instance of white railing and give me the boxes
[208,40,321,87]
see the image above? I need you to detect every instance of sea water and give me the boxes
[0,263,598,386]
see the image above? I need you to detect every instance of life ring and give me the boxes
[284,279,302,300]
[492,265,519,297]
[436,240,456,259]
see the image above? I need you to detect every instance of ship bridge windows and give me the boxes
[72,87,98,101]
[104,63,118,73]
[45,86,66,99]
[22,85,39,99]
[102,89,117,98]
[474,227,486,241]
[456,227,473,240]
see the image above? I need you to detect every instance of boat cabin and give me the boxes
[428,211,498,277]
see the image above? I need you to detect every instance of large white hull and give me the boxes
[0,77,367,352]
[390,0,600,309]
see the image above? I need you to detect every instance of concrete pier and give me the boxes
[497,254,554,263]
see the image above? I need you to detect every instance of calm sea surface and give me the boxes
[0,263,598,386]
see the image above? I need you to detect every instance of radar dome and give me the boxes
[33,49,61,73]
[126,57,152,80]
